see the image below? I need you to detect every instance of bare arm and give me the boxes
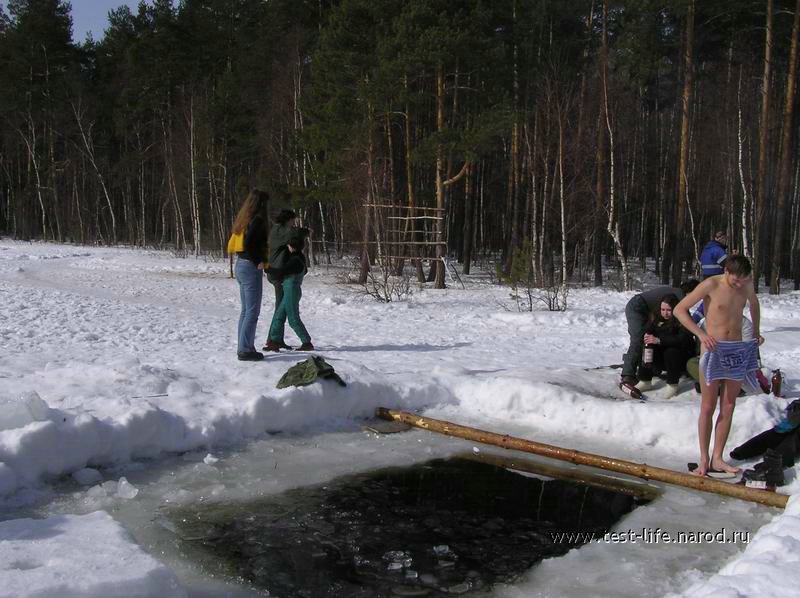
[748,285,764,345]
[675,279,717,351]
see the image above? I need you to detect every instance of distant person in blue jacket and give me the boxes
[699,231,729,279]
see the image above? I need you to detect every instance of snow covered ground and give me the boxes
[0,240,799,597]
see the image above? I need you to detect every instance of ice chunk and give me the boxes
[0,392,50,431]
[163,489,193,504]
[391,586,428,596]
[203,453,219,465]
[383,550,409,562]
[102,480,119,495]
[86,484,108,498]
[446,582,471,594]
[116,477,139,499]
[155,517,178,534]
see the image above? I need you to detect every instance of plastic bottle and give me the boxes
[643,344,654,365]
[772,369,783,398]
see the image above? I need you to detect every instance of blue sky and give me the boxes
[0,1,150,42]
[70,0,149,41]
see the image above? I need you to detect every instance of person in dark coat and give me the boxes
[635,294,697,398]
[731,400,800,467]
[263,209,309,350]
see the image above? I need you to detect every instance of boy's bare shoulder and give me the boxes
[698,276,720,293]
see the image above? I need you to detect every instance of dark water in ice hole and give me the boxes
[168,457,648,597]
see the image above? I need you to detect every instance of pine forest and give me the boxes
[1,0,799,293]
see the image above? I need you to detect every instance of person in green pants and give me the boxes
[263,209,309,350]
[264,237,313,351]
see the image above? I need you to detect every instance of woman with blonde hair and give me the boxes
[230,188,269,361]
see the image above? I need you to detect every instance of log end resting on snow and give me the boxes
[374,408,788,509]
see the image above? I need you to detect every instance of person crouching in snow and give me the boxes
[620,279,698,391]
[635,294,696,398]
[264,237,313,352]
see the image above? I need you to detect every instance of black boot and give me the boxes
[744,448,785,487]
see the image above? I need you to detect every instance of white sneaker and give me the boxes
[635,380,653,391]
[663,384,680,399]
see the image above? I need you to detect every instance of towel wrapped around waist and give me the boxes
[699,339,759,389]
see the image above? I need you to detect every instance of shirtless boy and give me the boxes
[674,255,764,477]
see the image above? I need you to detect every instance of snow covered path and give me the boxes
[1,241,800,597]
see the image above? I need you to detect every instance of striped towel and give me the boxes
[699,340,759,389]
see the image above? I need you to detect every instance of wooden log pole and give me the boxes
[458,451,662,502]
[375,408,788,509]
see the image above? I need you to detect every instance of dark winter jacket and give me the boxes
[270,252,307,279]
[636,286,684,313]
[268,223,309,272]
[699,240,728,278]
[646,318,692,350]
[239,216,268,265]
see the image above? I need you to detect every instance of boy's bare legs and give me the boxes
[696,371,719,477]
[709,379,742,474]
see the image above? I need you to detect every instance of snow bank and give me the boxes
[675,495,800,597]
[0,362,450,497]
[0,511,186,598]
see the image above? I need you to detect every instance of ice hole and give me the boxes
[168,455,650,597]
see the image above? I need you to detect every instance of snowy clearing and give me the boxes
[1,240,799,597]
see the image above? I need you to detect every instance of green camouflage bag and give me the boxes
[276,356,347,389]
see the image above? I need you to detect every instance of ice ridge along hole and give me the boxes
[167,456,648,597]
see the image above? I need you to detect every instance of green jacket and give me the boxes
[268,223,309,272]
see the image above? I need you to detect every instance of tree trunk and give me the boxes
[754,0,773,290]
[601,24,630,291]
[17,116,48,240]
[593,0,610,287]
[791,159,800,289]
[187,94,201,256]
[71,101,117,244]
[505,2,522,274]
[736,66,752,257]
[525,116,540,285]
[672,0,695,286]
[401,79,426,282]
[434,63,446,289]
[462,163,474,275]
[374,409,787,509]
[557,111,567,288]
[770,0,800,294]
[358,107,376,285]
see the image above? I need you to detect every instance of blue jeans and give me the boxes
[268,274,311,344]
[235,258,263,353]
